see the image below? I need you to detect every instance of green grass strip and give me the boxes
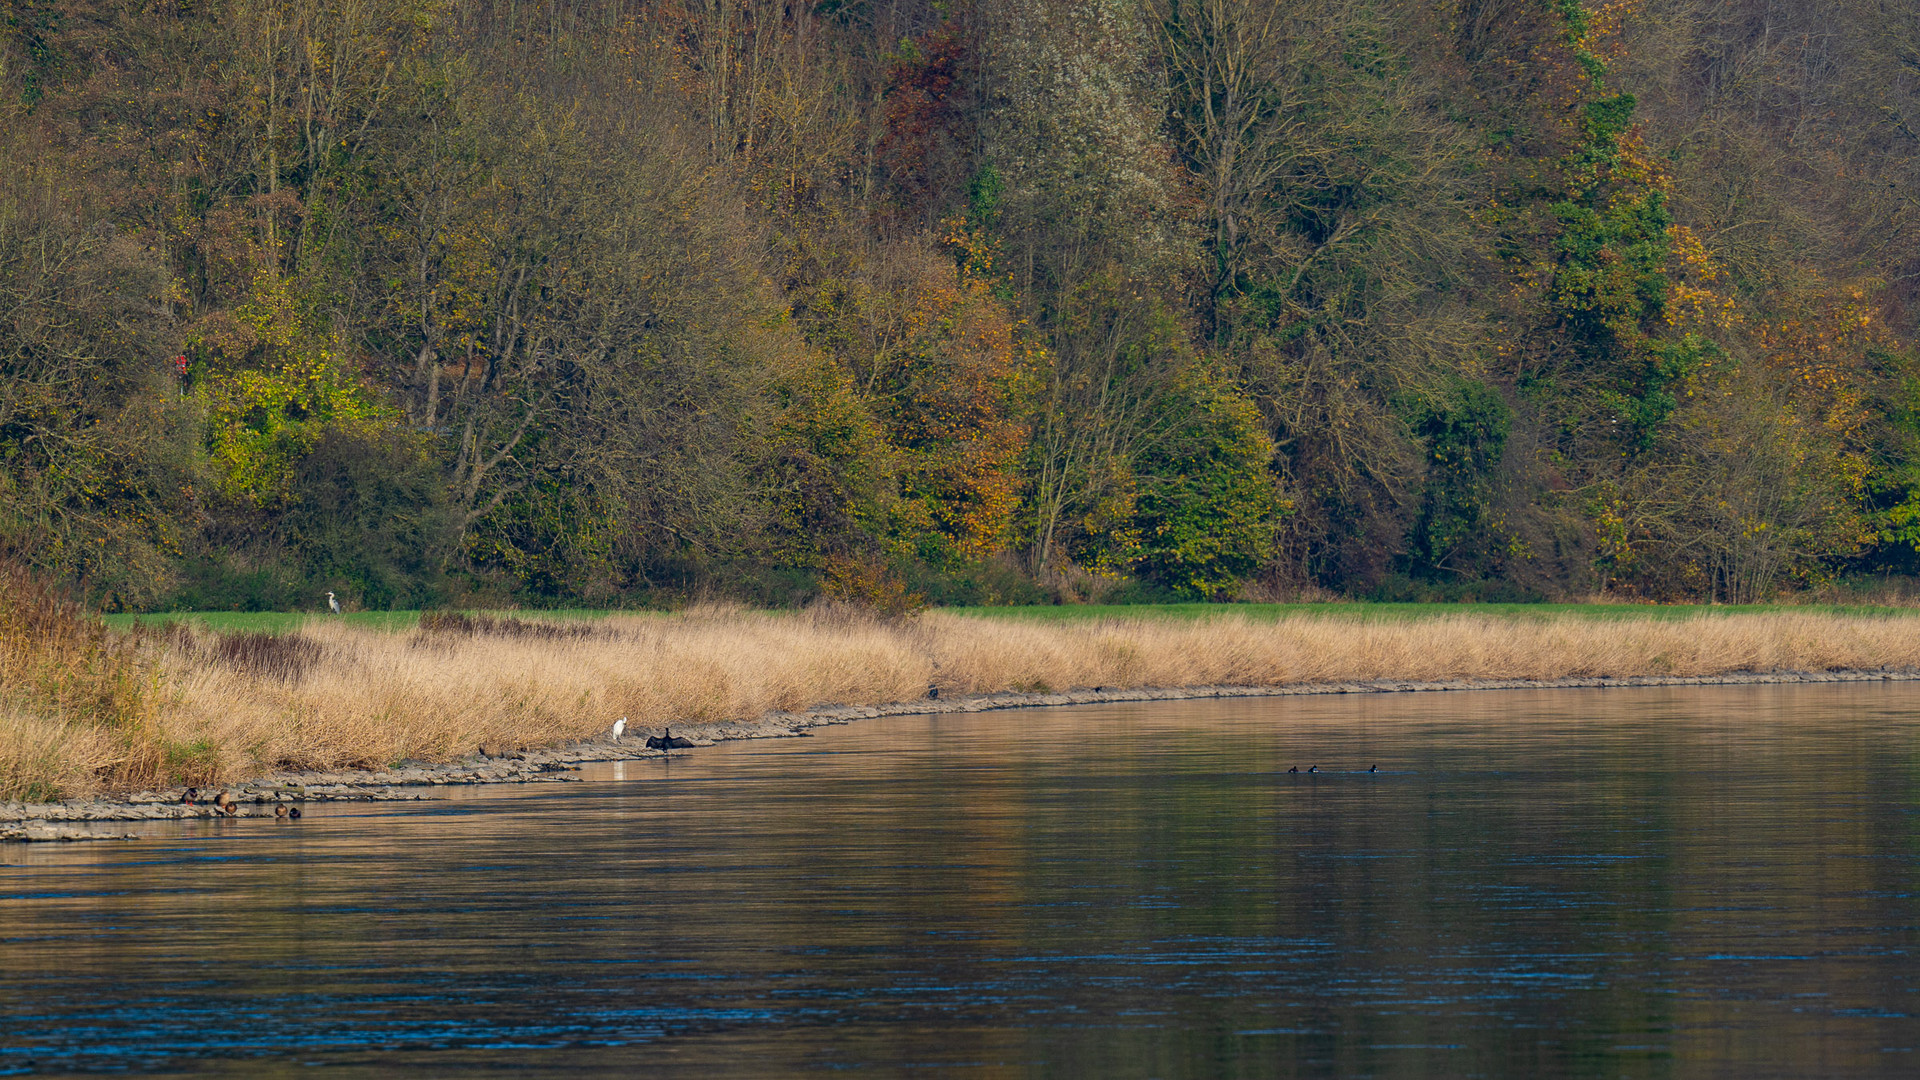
[101,601,1920,635]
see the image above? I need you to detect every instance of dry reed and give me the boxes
[7,604,1920,800]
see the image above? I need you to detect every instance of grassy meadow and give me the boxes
[9,595,1920,802]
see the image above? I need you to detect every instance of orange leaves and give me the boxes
[1752,285,1888,444]
[774,223,1033,568]
[1663,225,1736,332]
[882,265,1031,563]
[1608,128,1673,194]
[1581,0,1643,65]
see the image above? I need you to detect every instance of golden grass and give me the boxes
[0,711,124,802]
[7,604,1920,800]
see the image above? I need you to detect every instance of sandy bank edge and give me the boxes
[7,666,1918,837]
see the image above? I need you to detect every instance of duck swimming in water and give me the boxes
[645,726,695,751]
[275,804,289,820]
[1287,766,1298,774]
[288,806,302,820]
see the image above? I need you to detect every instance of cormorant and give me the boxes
[645,726,695,750]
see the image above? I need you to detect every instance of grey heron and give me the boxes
[326,591,341,614]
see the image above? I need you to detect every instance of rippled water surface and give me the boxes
[4,683,1920,1077]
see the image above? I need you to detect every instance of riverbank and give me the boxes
[10,603,1920,809]
[8,664,1918,838]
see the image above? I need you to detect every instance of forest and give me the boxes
[2,0,1918,611]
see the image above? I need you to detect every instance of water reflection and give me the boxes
[2,683,1918,1077]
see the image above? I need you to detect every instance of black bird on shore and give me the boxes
[645,726,695,751]
[928,684,939,700]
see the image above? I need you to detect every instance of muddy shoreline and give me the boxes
[7,666,1917,842]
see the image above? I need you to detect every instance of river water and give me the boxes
[3,683,1918,1077]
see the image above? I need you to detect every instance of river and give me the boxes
[3,682,1918,1076]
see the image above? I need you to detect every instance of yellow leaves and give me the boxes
[1666,224,1721,280]
[190,273,396,507]
[1666,282,1736,331]
[1583,0,1645,63]
[1609,130,1673,193]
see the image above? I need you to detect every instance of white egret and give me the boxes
[611,716,627,741]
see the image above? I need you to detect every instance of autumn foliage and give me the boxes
[1,0,1917,609]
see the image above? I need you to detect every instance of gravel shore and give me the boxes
[7,666,1915,842]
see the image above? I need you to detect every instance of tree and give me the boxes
[1155,0,1488,589]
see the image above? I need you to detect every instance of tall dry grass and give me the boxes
[8,603,1920,800]
[0,563,166,800]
